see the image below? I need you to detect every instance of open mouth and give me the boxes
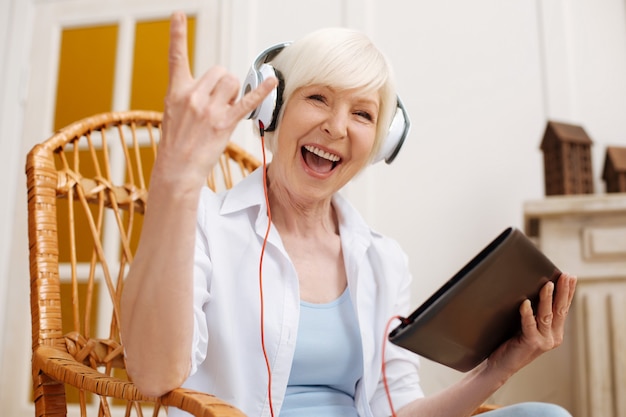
[302,145,341,174]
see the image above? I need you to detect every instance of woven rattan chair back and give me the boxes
[26,110,258,417]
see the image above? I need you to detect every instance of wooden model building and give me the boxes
[602,146,626,193]
[540,120,594,196]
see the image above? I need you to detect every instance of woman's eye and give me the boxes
[355,111,373,121]
[308,94,326,103]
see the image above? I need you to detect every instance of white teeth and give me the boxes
[304,145,341,162]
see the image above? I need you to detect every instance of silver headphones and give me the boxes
[241,42,410,164]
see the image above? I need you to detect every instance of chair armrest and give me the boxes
[161,388,246,417]
[33,346,246,417]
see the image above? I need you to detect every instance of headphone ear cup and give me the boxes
[242,63,279,128]
[372,99,411,164]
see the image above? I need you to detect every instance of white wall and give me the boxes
[1,0,625,414]
[0,0,34,396]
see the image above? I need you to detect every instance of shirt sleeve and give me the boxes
[370,244,425,416]
[370,343,424,416]
[189,195,213,376]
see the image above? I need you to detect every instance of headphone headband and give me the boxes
[252,42,290,71]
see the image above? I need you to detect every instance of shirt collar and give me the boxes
[219,167,266,216]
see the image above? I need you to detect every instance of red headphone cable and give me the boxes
[382,315,409,417]
[258,121,276,417]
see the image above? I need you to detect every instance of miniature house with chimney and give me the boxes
[602,146,626,193]
[540,121,594,196]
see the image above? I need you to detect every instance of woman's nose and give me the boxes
[322,111,348,140]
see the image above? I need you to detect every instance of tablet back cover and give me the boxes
[388,227,561,372]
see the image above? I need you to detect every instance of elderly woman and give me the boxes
[121,11,577,417]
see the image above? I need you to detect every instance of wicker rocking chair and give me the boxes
[25,110,497,416]
[26,110,257,417]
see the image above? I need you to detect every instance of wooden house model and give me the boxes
[540,121,594,196]
[602,146,626,193]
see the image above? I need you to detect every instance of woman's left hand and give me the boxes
[487,272,577,377]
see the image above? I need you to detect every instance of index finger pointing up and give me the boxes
[168,12,192,89]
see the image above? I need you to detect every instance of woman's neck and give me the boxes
[266,173,338,239]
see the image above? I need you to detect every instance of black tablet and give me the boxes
[388,227,561,372]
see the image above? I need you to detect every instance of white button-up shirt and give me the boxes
[172,168,423,417]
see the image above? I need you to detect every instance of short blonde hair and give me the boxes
[265,27,397,161]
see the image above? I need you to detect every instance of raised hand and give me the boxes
[154,11,278,191]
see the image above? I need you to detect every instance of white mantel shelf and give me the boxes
[523,192,626,417]
[525,192,626,219]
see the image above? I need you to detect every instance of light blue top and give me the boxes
[280,288,364,417]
